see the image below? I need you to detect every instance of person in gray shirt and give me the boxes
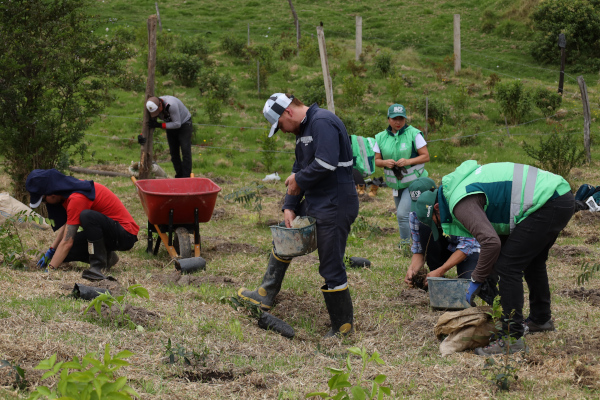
[140,95,193,178]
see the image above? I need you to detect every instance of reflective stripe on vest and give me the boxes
[356,136,373,175]
[316,158,354,171]
[510,163,538,232]
[383,163,425,185]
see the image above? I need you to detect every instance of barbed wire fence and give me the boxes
[93,13,595,158]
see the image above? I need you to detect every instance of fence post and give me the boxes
[155,3,162,32]
[425,96,429,140]
[355,16,362,61]
[139,15,157,180]
[257,60,260,95]
[287,0,300,55]
[317,26,335,114]
[453,14,461,74]
[578,75,592,163]
[247,23,250,47]
[558,34,566,94]
[504,116,511,138]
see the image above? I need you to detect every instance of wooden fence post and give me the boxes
[257,60,260,95]
[247,23,250,47]
[558,34,566,94]
[287,0,300,55]
[504,116,511,138]
[424,96,429,140]
[356,16,362,61]
[578,75,592,163]
[155,3,162,32]
[139,15,157,180]
[453,14,461,74]
[317,26,335,114]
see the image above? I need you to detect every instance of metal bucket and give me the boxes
[427,277,471,310]
[270,217,317,257]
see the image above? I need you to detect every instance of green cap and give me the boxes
[387,104,407,118]
[415,189,440,241]
[408,178,437,212]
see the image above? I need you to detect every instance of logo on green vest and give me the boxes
[400,143,407,150]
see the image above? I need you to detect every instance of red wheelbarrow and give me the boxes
[132,176,221,259]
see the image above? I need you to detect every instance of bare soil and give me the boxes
[410,267,429,290]
[557,287,600,307]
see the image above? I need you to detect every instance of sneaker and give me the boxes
[474,337,528,356]
[523,317,555,335]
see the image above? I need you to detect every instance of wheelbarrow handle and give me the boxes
[131,176,137,184]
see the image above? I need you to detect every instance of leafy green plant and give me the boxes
[577,261,600,286]
[204,94,223,124]
[346,60,367,77]
[495,80,532,124]
[164,338,209,367]
[169,53,203,87]
[27,344,138,400]
[0,210,48,269]
[198,69,233,103]
[223,182,265,221]
[485,73,501,93]
[523,127,584,177]
[306,347,391,399]
[178,34,209,58]
[350,216,380,239]
[534,87,562,117]
[248,44,275,72]
[531,0,600,69]
[451,84,470,114]
[300,36,320,67]
[301,77,327,106]
[84,284,149,328]
[221,36,247,57]
[373,51,393,77]
[259,133,277,172]
[387,75,404,103]
[342,76,366,107]
[0,360,27,390]
[482,307,520,391]
[414,97,447,132]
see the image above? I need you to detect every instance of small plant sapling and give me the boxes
[223,183,265,221]
[0,359,27,390]
[84,284,149,329]
[306,346,391,399]
[0,210,50,269]
[164,338,209,367]
[577,261,600,286]
[482,306,520,392]
[27,344,138,400]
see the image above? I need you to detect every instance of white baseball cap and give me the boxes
[263,93,293,137]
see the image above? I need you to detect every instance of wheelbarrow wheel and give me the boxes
[173,227,192,259]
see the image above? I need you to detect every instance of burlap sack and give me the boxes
[0,192,50,229]
[435,306,497,356]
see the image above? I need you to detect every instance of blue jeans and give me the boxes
[393,188,411,242]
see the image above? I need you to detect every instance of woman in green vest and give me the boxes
[374,104,430,249]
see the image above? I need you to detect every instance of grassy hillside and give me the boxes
[1,0,600,399]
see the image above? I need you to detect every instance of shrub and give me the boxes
[373,50,394,76]
[248,44,275,72]
[178,34,209,58]
[347,59,367,77]
[342,76,366,107]
[198,69,233,102]
[523,127,585,177]
[387,75,404,102]
[414,97,448,131]
[485,73,501,92]
[221,36,247,57]
[259,133,277,172]
[300,36,320,67]
[338,113,382,138]
[495,80,532,124]
[531,0,600,69]
[279,43,296,60]
[169,53,203,87]
[301,77,326,106]
[116,70,146,92]
[451,84,470,113]
[534,87,562,117]
[205,94,222,124]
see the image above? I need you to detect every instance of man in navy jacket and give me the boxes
[239,93,359,338]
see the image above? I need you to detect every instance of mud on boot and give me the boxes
[237,249,291,310]
[321,284,354,338]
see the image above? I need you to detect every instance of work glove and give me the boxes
[147,119,162,129]
[466,278,482,307]
[391,166,407,180]
[37,247,55,269]
[478,274,500,305]
[137,135,146,145]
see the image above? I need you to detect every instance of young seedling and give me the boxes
[0,210,51,269]
[84,284,149,329]
[306,346,392,399]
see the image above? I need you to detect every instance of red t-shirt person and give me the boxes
[62,182,140,235]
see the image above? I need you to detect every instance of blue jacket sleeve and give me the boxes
[282,159,304,211]
[294,118,340,191]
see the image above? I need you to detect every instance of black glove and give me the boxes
[391,166,407,180]
[147,119,162,129]
[137,135,146,145]
[478,274,500,305]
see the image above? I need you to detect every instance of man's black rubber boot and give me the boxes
[321,284,354,338]
[82,239,108,281]
[237,249,291,310]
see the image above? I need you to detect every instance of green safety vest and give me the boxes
[351,135,376,177]
[439,160,572,237]
[375,125,427,190]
